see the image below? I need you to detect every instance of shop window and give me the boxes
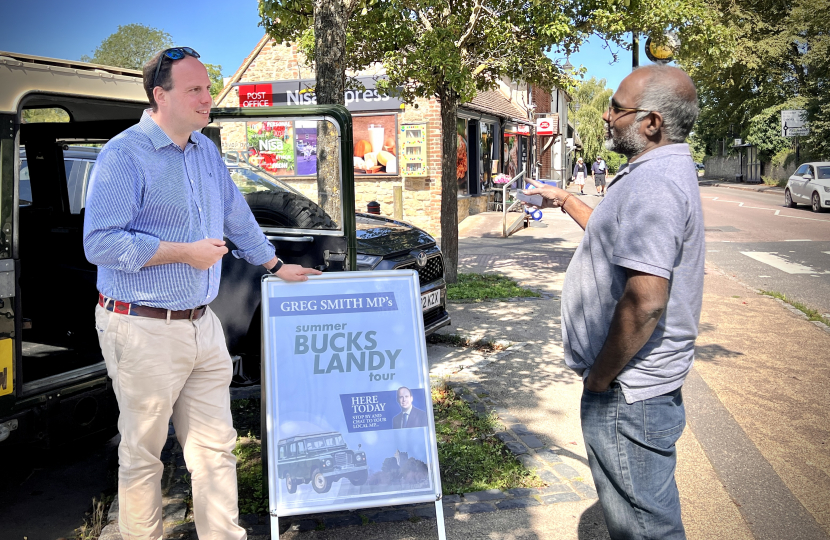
[353,114,399,175]
[247,121,295,176]
[457,118,469,195]
[480,123,496,191]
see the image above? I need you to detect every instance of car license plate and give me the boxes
[422,290,440,312]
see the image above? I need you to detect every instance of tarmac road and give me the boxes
[699,185,830,316]
[0,433,118,539]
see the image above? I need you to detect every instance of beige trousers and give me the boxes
[95,304,246,540]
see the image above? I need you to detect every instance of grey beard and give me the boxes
[604,121,647,158]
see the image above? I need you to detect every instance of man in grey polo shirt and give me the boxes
[525,65,703,539]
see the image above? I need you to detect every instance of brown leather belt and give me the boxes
[98,293,207,321]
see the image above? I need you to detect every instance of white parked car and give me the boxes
[784,162,830,212]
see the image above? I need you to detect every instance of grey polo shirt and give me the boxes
[561,143,705,403]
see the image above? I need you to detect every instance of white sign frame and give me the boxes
[782,109,809,137]
[261,271,446,538]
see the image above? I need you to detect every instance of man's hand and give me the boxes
[584,374,610,393]
[187,238,229,270]
[523,178,571,209]
[275,264,323,282]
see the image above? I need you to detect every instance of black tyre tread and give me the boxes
[245,191,336,229]
[812,192,825,213]
[785,189,797,208]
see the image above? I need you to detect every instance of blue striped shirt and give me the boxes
[83,110,276,310]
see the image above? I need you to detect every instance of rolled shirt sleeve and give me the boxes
[214,152,276,266]
[83,148,161,273]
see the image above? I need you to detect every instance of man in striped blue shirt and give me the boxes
[84,48,320,540]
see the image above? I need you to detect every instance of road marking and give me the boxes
[785,239,812,242]
[701,193,830,222]
[823,252,830,255]
[759,275,771,277]
[740,252,823,274]
[707,250,720,252]
[775,210,780,215]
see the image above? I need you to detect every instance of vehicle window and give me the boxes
[65,159,94,214]
[289,443,296,456]
[279,446,285,459]
[325,437,334,447]
[216,116,343,232]
[816,166,830,179]
[298,441,305,453]
[22,107,70,123]
[308,437,325,450]
[334,435,344,446]
[19,160,32,206]
[807,166,816,178]
[795,164,810,176]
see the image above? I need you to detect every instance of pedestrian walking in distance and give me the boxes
[592,155,607,195]
[83,47,321,539]
[523,64,704,540]
[572,156,588,194]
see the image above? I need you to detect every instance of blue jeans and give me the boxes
[581,384,686,540]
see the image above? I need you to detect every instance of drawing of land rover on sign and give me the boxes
[278,431,368,494]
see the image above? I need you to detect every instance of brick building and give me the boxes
[214,36,570,237]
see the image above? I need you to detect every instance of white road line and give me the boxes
[701,193,830,222]
[785,239,812,242]
[775,210,780,215]
[823,252,830,255]
[740,252,822,274]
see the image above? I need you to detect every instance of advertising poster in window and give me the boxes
[295,121,318,176]
[353,115,398,175]
[456,118,469,195]
[247,121,295,175]
[262,272,442,516]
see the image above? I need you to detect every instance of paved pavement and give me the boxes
[100,186,830,539]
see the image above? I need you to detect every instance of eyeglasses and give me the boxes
[152,47,200,88]
[607,103,653,116]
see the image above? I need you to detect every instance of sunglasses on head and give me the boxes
[152,47,200,88]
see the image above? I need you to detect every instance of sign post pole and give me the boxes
[435,498,447,539]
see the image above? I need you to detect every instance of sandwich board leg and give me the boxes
[435,500,447,540]
[271,514,280,537]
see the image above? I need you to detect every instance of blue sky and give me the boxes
[1,0,648,92]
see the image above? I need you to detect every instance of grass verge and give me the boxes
[74,495,113,540]
[230,386,544,509]
[447,273,541,302]
[433,383,544,494]
[759,290,830,326]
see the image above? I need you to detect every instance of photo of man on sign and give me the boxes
[393,386,428,429]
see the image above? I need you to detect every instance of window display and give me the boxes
[353,114,398,175]
[247,121,295,176]
[457,118,469,195]
[480,123,495,191]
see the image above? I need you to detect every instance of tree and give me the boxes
[82,24,224,98]
[81,24,173,70]
[260,0,731,282]
[683,0,830,163]
[571,78,612,162]
[260,1,363,225]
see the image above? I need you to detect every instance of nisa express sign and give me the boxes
[236,77,404,112]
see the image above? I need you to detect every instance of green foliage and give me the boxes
[686,0,830,161]
[81,24,173,70]
[446,273,541,302]
[746,103,801,163]
[205,63,225,97]
[571,78,612,164]
[760,290,830,326]
[432,384,544,494]
[234,435,268,514]
[22,108,70,123]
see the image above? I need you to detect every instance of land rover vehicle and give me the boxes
[277,431,368,494]
[0,51,449,449]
